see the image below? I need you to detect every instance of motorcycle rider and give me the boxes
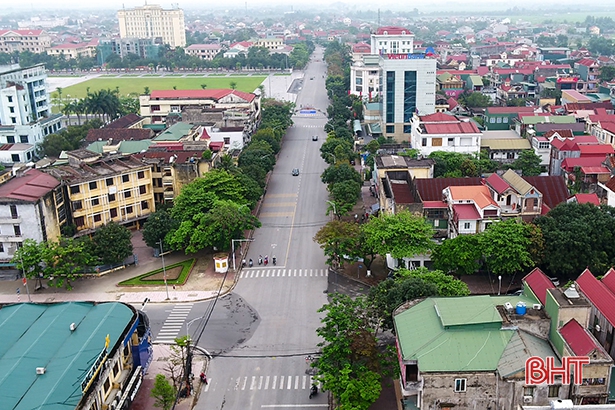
[272,256,277,265]
[249,258,253,267]
[309,384,318,399]
[258,255,263,265]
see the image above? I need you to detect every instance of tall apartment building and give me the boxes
[0,29,51,53]
[117,4,186,48]
[0,64,63,153]
[98,37,161,65]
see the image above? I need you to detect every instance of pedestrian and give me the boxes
[200,372,208,385]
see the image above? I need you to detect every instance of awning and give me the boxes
[209,141,224,152]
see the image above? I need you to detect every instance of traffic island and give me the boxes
[118,259,195,287]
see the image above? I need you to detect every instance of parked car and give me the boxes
[312,135,318,141]
[292,168,300,176]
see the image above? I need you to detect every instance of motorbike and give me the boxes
[272,257,277,266]
[258,256,263,265]
[249,259,253,267]
[264,256,269,266]
[309,385,318,399]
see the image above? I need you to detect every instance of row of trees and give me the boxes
[13,222,133,289]
[56,86,140,124]
[429,150,543,178]
[141,99,294,254]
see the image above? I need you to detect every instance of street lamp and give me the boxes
[185,317,201,341]
[158,240,170,301]
[498,275,502,296]
[231,238,254,271]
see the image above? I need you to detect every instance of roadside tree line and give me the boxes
[142,99,294,254]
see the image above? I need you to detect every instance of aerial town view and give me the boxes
[3,1,615,410]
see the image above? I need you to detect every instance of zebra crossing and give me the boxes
[154,303,194,344]
[298,124,322,128]
[204,375,321,392]
[239,268,328,279]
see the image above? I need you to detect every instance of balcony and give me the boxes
[163,191,175,200]
[162,176,174,185]
[0,217,22,224]
[401,377,424,396]
[500,204,521,214]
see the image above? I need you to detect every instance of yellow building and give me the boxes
[46,41,98,60]
[117,4,186,48]
[254,37,284,51]
[0,29,51,53]
[46,150,154,234]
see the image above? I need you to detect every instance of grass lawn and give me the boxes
[54,76,266,98]
[118,258,195,286]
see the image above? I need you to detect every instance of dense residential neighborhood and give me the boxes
[3,3,615,410]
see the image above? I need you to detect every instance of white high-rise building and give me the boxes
[0,64,63,152]
[117,4,186,48]
[349,27,437,142]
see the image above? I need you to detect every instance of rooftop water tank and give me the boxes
[516,302,527,315]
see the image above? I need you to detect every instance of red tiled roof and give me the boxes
[419,112,457,122]
[566,102,613,112]
[422,200,448,208]
[579,144,614,155]
[375,26,412,35]
[449,185,498,209]
[550,138,579,151]
[0,169,59,202]
[559,319,599,356]
[577,269,615,326]
[352,42,371,52]
[601,268,615,296]
[86,128,152,143]
[600,122,615,134]
[544,129,574,139]
[453,203,480,220]
[0,29,44,36]
[135,150,204,163]
[523,176,569,211]
[105,114,142,129]
[561,156,606,170]
[573,193,600,205]
[576,58,597,67]
[415,177,482,201]
[391,182,414,204]
[522,267,555,305]
[580,166,610,174]
[424,122,480,134]
[149,89,255,102]
[485,173,511,194]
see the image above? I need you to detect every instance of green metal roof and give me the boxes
[153,122,195,141]
[468,75,483,86]
[395,295,537,372]
[0,302,135,410]
[143,124,167,131]
[118,140,153,154]
[521,115,576,125]
[497,331,559,378]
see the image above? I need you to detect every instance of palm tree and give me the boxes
[172,85,177,90]
[200,84,207,89]
[60,101,74,125]
[215,154,236,171]
[144,86,151,95]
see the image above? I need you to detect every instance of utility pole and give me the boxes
[158,241,169,300]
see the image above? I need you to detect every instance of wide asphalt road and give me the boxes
[189,47,333,409]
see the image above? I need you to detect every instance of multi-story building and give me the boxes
[1,301,152,410]
[45,150,155,235]
[0,63,63,149]
[443,184,500,238]
[139,89,260,126]
[185,44,222,60]
[97,37,161,65]
[46,40,99,60]
[0,168,66,265]
[350,54,380,98]
[253,37,284,51]
[117,4,186,48]
[410,112,482,156]
[0,29,51,53]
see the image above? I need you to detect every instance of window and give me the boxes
[7,135,15,143]
[448,137,455,146]
[20,135,28,143]
[506,152,515,160]
[9,106,14,113]
[72,200,82,210]
[503,117,509,123]
[404,125,412,134]
[432,138,443,146]
[10,205,18,219]
[70,185,80,194]
[386,125,394,134]
[14,225,21,236]
[92,198,100,206]
[139,185,147,194]
[0,243,4,253]
[94,214,102,222]
[11,154,19,162]
[150,104,160,111]
[89,181,97,190]
[548,385,560,397]
[138,171,145,179]
[126,206,134,214]
[524,386,535,396]
[496,117,502,123]
[108,193,116,202]
[490,117,496,123]
[110,208,118,218]
[454,378,466,392]
[7,96,12,103]
[124,189,132,198]
[106,178,114,186]
[122,174,130,183]
[141,200,149,210]
[463,222,471,230]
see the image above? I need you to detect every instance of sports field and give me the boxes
[54,75,267,98]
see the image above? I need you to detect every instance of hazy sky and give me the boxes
[5,0,615,12]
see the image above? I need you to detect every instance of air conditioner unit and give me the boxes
[533,304,542,310]
[36,367,46,375]
[595,325,601,332]
[504,302,514,312]
[523,396,533,403]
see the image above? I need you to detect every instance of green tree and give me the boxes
[229,81,237,90]
[535,203,615,278]
[320,137,354,165]
[142,208,179,250]
[368,275,438,332]
[431,234,482,275]
[459,91,492,108]
[329,180,362,217]
[44,238,96,290]
[365,140,380,155]
[321,163,362,187]
[362,211,435,259]
[600,66,615,82]
[398,267,471,296]
[13,239,46,280]
[150,374,176,410]
[314,220,361,267]
[93,222,134,265]
[480,220,537,276]
[316,293,396,410]
[511,150,543,176]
